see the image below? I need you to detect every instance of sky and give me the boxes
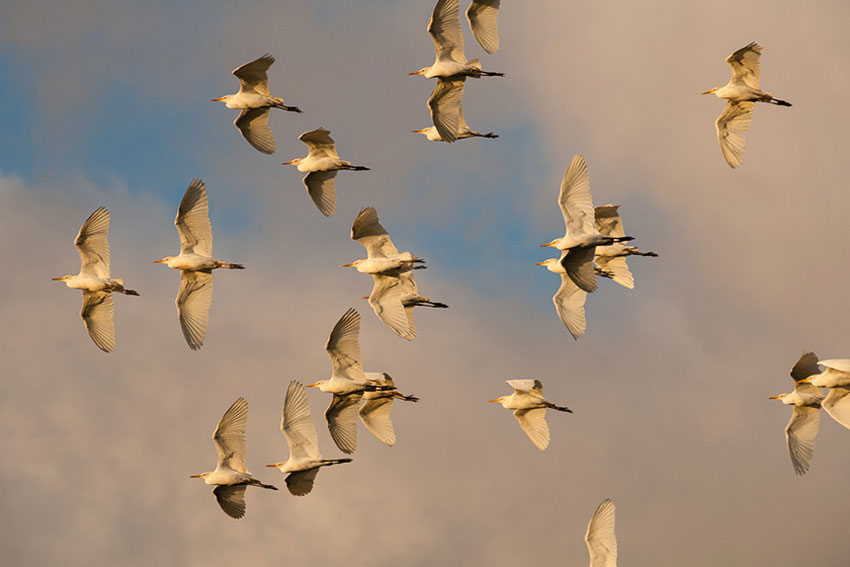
[2,0,850,565]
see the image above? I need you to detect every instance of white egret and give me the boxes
[534,253,587,340]
[413,78,498,142]
[540,155,633,293]
[466,0,500,54]
[52,207,139,352]
[266,381,352,496]
[153,179,244,351]
[307,309,395,454]
[488,379,572,451]
[769,351,825,475]
[585,498,617,567]
[190,397,277,519]
[801,358,850,430]
[212,53,302,155]
[593,204,657,290]
[410,0,504,79]
[702,42,791,168]
[359,372,419,447]
[282,128,370,217]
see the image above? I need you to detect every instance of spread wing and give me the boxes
[351,207,400,258]
[325,393,362,454]
[213,485,247,519]
[80,291,115,352]
[175,179,213,256]
[785,406,820,476]
[368,275,414,341]
[303,171,338,217]
[562,246,598,293]
[359,396,396,446]
[75,207,111,278]
[286,469,320,497]
[790,351,821,383]
[506,379,543,395]
[325,308,364,381]
[176,270,213,351]
[726,42,761,90]
[586,499,617,567]
[429,0,465,64]
[282,380,321,460]
[234,108,276,155]
[233,53,274,96]
[466,0,500,54]
[715,101,754,169]
[594,204,625,238]
[514,407,549,451]
[212,397,249,473]
[299,128,338,159]
[427,78,465,143]
[553,273,587,340]
[559,154,597,237]
[822,387,850,430]
[595,255,634,289]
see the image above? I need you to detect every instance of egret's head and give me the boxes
[189,472,208,479]
[281,158,302,166]
[408,68,428,76]
[700,88,718,95]
[342,260,362,268]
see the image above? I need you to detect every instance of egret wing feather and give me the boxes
[553,273,587,339]
[429,0,465,64]
[785,406,820,475]
[175,179,213,256]
[213,397,249,473]
[506,379,543,396]
[326,393,362,454]
[299,128,338,159]
[359,396,397,446]
[282,381,321,460]
[594,204,625,238]
[325,308,364,380]
[234,108,276,155]
[177,270,212,351]
[514,407,549,451]
[790,351,820,382]
[304,171,338,217]
[559,155,597,237]
[817,359,850,374]
[351,207,400,258]
[586,498,617,567]
[286,469,320,496]
[233,53,274,96]
[75,207,111,277]
[596,255,634,289]
[466,0,500,54]
[726,42,761,90]
[822,387,850,430]
[81,291,115,353]
[562,246,598,293]
[368,275,414,340]
[716,101,754,169]
[428,78,464,143]
[213,484,246,519]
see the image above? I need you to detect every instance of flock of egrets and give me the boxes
[50,0,838,563]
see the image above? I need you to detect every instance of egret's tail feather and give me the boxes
[343,165,370,171]
[479,132,499,138]
[637,251,659,257]
[122,288,140,296]
[393,392,420,402]
[216,261,245,269]
[321,458,352,466]
[612,236,634,243]
[545,402,573,413]
[251,480,278,490]
[771,98,792,107]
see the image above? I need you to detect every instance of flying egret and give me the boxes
[212,53,302,155]
[769,351,825,475]
[153,179,244,351]
[488,379,572,451]
[410,0,504,79]
[585,498,617,567]
[359,372,420,447]
[190,397,277,519]
[265,380,352,496]
[702,42,791,168]
[307,309,395,454]
[281,128,370,217]
[52,207,139,352]
[593,204,657,290]
[540,155,633,293]
[345,207,432,340]
[801,358,850,430]
[413,78,498,142]
[465,0,500,54]
[535,254,587,340]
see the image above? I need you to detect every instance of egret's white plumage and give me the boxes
[282,128,370,217]
[488,379,572,451]
[465,0,500,54]
[52,207,139,352]
[410,0,504,79]
[535,253,587,340]
[413,78,498,142]
[153,179,244,350]
[769,351,825,475]
[593,204,657,290]
[266,381,352,496]
[702,42,791,168]
[212,54,302,154]
[190,397,277,519]
[802,358,850,430]
[358,373,419,447]
[586,499,617,567]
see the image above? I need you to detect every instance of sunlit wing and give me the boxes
[234,108,276,155]
[176,270,212,351]
[303,171,338,217]
[822,387,850,430]
[350,207,400,258]
[213,484,247,519]
[75,206,111,278]
[726,42,761,90]
[559,154,597,237]
[299,128,338,159]
[594,204,625,238]
[817,359,850,374]
[325,308,364,381]
[466,0,500,54]
[715,101,754,169]
[562,246,598,293]
[427,78,465,143]
[80,291,115,352]
[325,393,362,454]
[286,469,320,496]
[506,379,543,396]
[553,273,587,340]
[233,53,274,96]
[369,275,413,340]
[514,407,549,451]
[282,380,321,460]
[595,255,634,289]
[212,397,249,473]
[785,405,820,475]
[175,179,213,256]
[586,498,617,567]
[429,0,465,64]
[359,396,396,446]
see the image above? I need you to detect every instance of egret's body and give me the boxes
[282,128,370,217]
[53,207,139,352]
[413,78,498,143]
[212,54,302,155]
[802,358,850,430]
[465,0,500,54]
[770,352,825,475]
[586,499,617,567]
[358,372,419,447]
[410,0,503,79]
[702,42,791,168]
[153,179,244,351]
[489,379,572,451]
[190,397,277,519]
[535,254,587,340]
[593,204,657,290]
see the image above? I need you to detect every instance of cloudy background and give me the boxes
[2,0,850,565]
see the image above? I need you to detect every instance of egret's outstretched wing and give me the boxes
[466,0,500,54]
[359,396,396,446]
[176,270,213,351]
[213,485,247,519]
[303,171,338,217]
[81,291,115,352]
[175,179,213,256]
[212,397,249,473]
[368,275,413,341]
[514,407,549,451]
[299,128,338,159]
[586,498,617,567]
[75,207,111,278]
[594,204,625,238]
[325,393,362,454]
[326,308,364,381]
[817,359,850,374]
[427,78,465,143]
[822,387,850,430]
[726,42,761,90]
[233,53,274,96]
[286,469,320,496]
[553,274,587,340]
[282,380,321,460]
[715,101,754,169]
[790,351,820,382]
[351,207,400,258]
[562,246,598,293]
[234,108,276,155]
[785,406,820,475]
[506,379,543,396]
[429,0,465,64]
[595,255,634,289]
[559,154,597,236]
